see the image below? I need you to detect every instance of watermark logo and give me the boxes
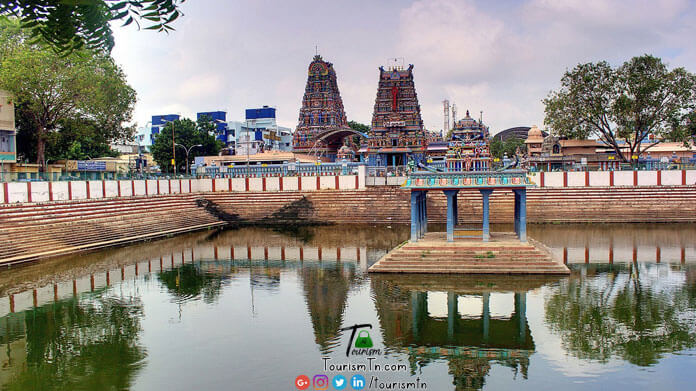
[332,375,347,390]
[312,374,329,390]
[354,330,373,348]
[350,374,366,390]
[295,375,310,390]
[340,324,381,357]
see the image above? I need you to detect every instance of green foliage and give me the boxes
[47,118,121,160]
[3,293,146,390]
[0,0,184,54]
[150,117,224,173]
[545,264,696,366]
[15,106,120,162]
[157,264,225,304]
[347,120,369,145]
[544,55,696,162]
[348,120,369,134]
[491,137,525,159]
[665,110,696,145]
[0,22,136,167]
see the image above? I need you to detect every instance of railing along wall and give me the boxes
[0,166,367,204]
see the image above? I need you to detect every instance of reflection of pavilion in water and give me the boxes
[371,275,554,390]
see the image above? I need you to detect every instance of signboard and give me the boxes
[77,161,106,171]
[264,130,281,142]
[385,121,406,127]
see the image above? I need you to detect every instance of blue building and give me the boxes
[150,114,180,144]
[197,111,231,144]
[137,107,291,154]
[245,106,276,120]
[229,106,292,155]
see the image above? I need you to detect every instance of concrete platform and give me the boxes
[369,232,570,275]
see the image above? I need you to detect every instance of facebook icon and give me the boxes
[350,374,366,390]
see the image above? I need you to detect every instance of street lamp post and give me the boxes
[172,123,177,176]
[175,143,203,176]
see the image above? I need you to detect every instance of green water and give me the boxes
[1,224,695,390]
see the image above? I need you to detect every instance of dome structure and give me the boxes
[528,125,543,137]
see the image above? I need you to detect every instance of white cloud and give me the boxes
[110,0,696,135]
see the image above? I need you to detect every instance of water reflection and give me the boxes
[545,263,696,366]
[1,290,145,391]
[301,266,361,353]
[371,275,559,390]
[0,224,695,391]
[158,264,228,304]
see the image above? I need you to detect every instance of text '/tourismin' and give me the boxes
[322,357,408,372]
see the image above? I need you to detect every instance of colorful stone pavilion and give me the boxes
[293,55,362,160]
[403,171,531,242]
[359,64,427,167]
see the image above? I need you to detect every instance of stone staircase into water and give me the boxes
[0,195,227,265]
[369,232,570,274]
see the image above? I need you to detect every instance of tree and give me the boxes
[544,55,696,163]
[347,120,369,134]
[0,0,184,53]
[490,137,525,159]
[347,120,369,145]
[0,19,136,168]
[150,117,224,173]
[14,106,120,162]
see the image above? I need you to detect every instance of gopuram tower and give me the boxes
[361,62,427,167]
[293,55,352,160]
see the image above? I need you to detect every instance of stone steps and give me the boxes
[0,212,221,259]
[369,234,569,275]
[0,195,225,265]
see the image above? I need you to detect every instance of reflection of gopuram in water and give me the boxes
[371,274,557,390]
[300,266,362,353]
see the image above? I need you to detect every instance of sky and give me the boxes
[110,0,696,135]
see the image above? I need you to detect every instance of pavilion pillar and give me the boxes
[513,188,527,242]
[479,189,493,242]
[453,192,458,227]
[515,292,527,343]
[417,193,422,238]
[422,191,428,238]
[447,292,457,341]
[482,292,490,342]
[411,291,426,339]
[421,193,426,238]
[513,191,520,237]
[410,191,420,242]
[444,190,458,242]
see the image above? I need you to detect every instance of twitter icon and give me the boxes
[332,374,347,390]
